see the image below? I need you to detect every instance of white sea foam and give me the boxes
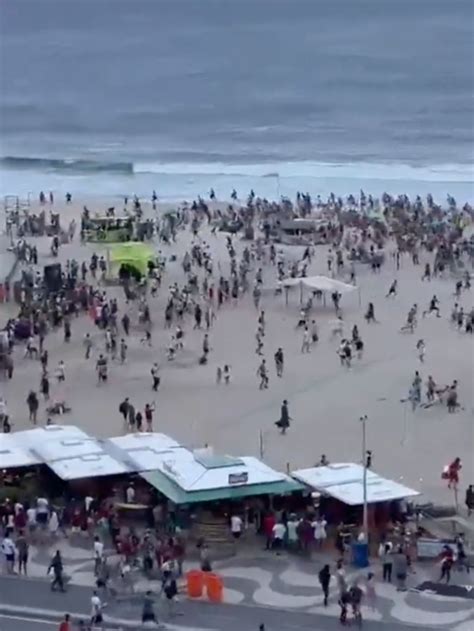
[133,160,474,183]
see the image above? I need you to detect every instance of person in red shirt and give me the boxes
[447,457,462,489]
[14,508,27,530]
[439,545,454,583]
[263,512,276,550]
[58,613,71,631]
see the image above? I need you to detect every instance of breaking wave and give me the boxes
[0,156,134,174]
[1,155,473,184]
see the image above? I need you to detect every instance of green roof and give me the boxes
[140,470,304,505]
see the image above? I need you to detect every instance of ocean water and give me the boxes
[0,0,473,202]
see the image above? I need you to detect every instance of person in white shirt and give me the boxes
[26,506,37,533]
[301,326,311,353]
[85,495,94,513]
[36,497,49,527]
[93,537,104,576]
[55,360,66,382]
[0,397,7,421]
[286,514,300,550]
[312,516,328,549]
[49,510,59,537]
[271,522,287,552]
[1,535,16,573]
[90,590,103,625]
[125,483,135,504]
[230,514,243,540]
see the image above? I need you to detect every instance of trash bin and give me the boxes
[205,572,224,602]
[352,542,369,568]
[186,570,204,598]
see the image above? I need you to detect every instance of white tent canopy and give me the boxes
[282,275,357,294]
[292,463,420,506]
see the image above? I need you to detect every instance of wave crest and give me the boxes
[0,156,133,174]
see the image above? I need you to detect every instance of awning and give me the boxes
[292,463,419,506]
[140,469,304,504]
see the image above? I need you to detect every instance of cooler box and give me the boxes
[352,542,369,568]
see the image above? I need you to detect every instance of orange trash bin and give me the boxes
[186,570,204,598]
[205,572,223,603]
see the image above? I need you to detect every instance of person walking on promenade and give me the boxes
[58,613,72,631]
[16,529,29,575]
[393,546,408,591]
[48,550,66,592]
[465,484,474,516]
[439,546,454,583]
[319,564,331,606]
[381,543,393,582]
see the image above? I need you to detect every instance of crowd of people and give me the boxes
[0,188,473,627]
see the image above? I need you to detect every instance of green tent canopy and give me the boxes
[108,242,154,277]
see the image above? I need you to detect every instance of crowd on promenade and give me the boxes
[1,479,473,627]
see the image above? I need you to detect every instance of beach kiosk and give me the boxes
[292,463,420,566]
[140,447,303,505]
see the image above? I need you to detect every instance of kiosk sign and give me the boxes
[228,472,248,485]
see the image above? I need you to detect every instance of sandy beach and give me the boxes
[1,195,473,508]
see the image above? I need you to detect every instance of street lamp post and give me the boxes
[360,415,368,541]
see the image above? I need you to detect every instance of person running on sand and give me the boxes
[422,263,431,281]
[354,335,364,360]
[423,295,441,318]
[416,339,425,363]
[301,326,311,353]
[386,280,397,298]
[426,375,436,402]
[257,359,269,390]
[310,320,318,343]
[274,348,284,377]
[401,304,417,333]
[365,302,376,323]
